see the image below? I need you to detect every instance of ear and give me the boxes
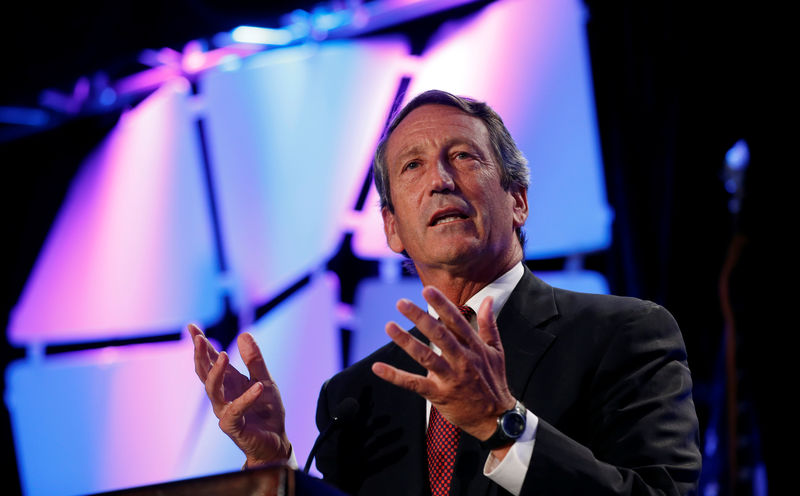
[381,207,406,254]
[510,186,529,229]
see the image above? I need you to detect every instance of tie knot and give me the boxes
[457,305,475,320]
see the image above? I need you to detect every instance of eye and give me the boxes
[453,151,473,161]
[403,160,421,172]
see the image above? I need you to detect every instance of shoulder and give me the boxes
[553,286,678,331]
[544,287,691,389]
[557,288,684,354]
[511,269,681,343]
[510,271,688,371]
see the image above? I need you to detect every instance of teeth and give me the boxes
[433,215,462,226]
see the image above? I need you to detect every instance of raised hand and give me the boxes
[189,323,291,467]
[371,286,516,442]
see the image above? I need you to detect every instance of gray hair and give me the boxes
[373,89,530,247]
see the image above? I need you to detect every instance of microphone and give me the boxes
[303,397,359,474]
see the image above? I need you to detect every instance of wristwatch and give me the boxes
[480,400,527,450]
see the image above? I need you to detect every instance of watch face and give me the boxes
[501,411,526,438]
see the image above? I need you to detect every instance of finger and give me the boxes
[193,334,214,382]
[200,335,221,371]
[371,362,434,398]
[205,351,229,413]
[238,332,273,383]
[476,296,502,349]
[385,321,449,376]
[421,286,480,347]
[187,323,204,339]
[395,298,461,357]
[219,382,263,435]
[189,324,221,364]
[194,331,220,361]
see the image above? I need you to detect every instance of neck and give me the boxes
[413,248,522,306]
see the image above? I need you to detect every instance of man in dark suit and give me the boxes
[190,90,701,495]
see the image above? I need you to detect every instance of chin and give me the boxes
[431,245,484,267]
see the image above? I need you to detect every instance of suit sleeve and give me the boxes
[313,380,343,485]
[519,301,701,496]
[313,378,368,494]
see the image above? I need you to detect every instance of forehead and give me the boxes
[385,104,491,163]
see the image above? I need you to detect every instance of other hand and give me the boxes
[189,323,291,467]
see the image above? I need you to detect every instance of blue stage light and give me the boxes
[725,139,750,170]
[0,106,49,126]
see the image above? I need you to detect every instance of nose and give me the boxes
[429,159,455,194]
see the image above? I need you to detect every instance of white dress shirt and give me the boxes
[426,261,538,495]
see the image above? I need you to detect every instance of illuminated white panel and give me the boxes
[200,38,410,306]
[6,340,204,496]
[181,272,340,478]
[534,270,609,295]
[350,276,426,364]
[8,80,222,344]
[352,0,611,259]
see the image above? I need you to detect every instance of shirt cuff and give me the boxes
[286,446,299,470]
[483,409,538,496]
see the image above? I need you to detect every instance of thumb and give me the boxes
[477,296,502,349]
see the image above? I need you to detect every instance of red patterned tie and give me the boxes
[427,305,475,496]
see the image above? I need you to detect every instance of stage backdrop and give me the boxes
[5,1,611,495]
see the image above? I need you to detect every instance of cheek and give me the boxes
[391,180,415,204]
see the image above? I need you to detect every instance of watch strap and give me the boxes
[480,401,526,450]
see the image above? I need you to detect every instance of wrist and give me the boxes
[244,439,292,469]
[490,444,512,462]
[480,400,526,451]
[475,398,517,439]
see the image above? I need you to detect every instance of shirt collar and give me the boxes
[427,261,524,326]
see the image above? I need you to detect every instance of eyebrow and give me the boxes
[394,144,426,164]
[393,138,481,165]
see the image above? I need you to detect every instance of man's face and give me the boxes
[381,104,528,275]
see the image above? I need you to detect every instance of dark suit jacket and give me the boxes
[315,268,701,495]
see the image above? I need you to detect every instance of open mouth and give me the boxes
[430,210,469,226]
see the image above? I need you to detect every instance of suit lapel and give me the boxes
[451,268,561,495]
[497,267,560,399]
